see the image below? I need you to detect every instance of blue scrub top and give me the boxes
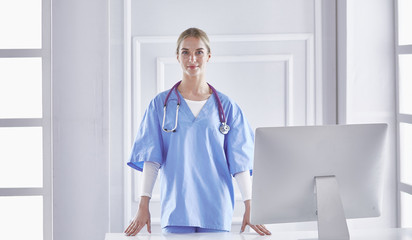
[127,87,254,231]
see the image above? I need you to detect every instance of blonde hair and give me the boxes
[176,28,211,54]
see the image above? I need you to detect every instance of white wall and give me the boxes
[340,0,396,228]
[52,1,110,240]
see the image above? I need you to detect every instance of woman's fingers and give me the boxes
[240,224,246,233]
[147,220,151,233]
[124,220,142,236]
[240,218,247,233]
[249,224,265,236]
[124,219,152,236]
[124,206,151,236]
[130,224,144,236]
[256,224,271,235]
[124,221,135,235]
[245,223,271,236]
[130,221,144,236]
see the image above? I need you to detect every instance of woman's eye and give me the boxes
[196,51,204,55]
[181,51,188,55]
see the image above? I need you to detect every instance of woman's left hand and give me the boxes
[240,200,271,236]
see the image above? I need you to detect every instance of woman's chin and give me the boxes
[184,70,202,78]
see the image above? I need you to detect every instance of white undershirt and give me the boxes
[233,170,252,201]
[184,98,207,118]
[140,161,160,198]
[141,162,252,201]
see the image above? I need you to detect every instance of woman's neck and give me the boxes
[178,78,212,101]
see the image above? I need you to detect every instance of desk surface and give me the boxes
[106,228,412,240]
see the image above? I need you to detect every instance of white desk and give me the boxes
[106,228,412,240]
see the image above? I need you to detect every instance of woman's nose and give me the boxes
[189,53,196,62]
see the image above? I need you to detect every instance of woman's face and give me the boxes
[177,37,211,79]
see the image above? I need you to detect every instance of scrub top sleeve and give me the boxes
[127,99,164,172]
[225,105,254,176]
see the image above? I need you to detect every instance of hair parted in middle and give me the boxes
[176,27,211,55]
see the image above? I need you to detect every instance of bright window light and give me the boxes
[0,196,43,240]
[0,0,42,49]
[399,54,412,115]
[398,0,412,45]
[0,58,42,119]
[400,123,412,186]
[401,192,412,228]
[0,127,43,188]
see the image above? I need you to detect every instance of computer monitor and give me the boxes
[250,123,388,240]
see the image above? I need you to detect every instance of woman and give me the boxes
[125,28,271,236]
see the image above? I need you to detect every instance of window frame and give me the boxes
[0,0,52,239]
[395,0,412,228]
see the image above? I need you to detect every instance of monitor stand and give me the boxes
[315,176,350,240]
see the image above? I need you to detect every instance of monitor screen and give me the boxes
[250,124,387,230]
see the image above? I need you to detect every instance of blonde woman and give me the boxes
[125,28,271,236]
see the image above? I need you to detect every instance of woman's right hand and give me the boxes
[124,196,151,236]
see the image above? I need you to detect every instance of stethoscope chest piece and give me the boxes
[220,122,230,135]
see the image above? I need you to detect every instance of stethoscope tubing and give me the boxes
[207,83,226,124]
[164,81,182,106]
[162,81,228,134]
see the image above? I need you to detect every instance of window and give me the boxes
[0,0,51,239]
[396,0,412,228]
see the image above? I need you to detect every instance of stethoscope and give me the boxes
[162,81,230,135]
